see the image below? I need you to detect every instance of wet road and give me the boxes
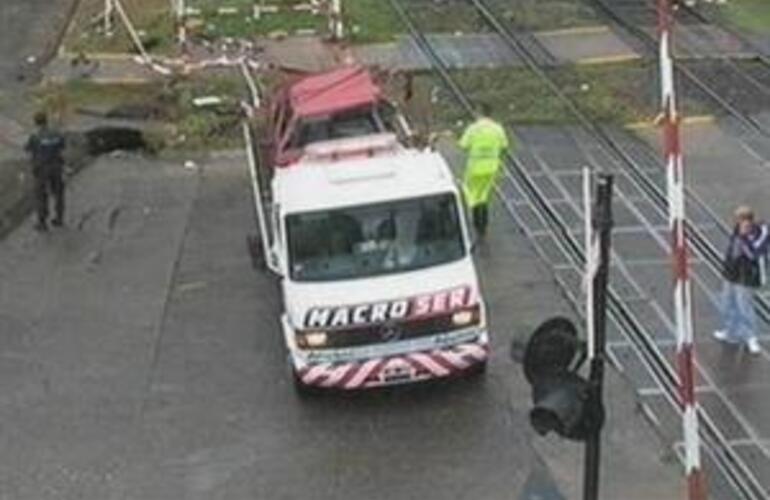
[0,149,678,499]
[0,0,75,87]
[0,153,542,499]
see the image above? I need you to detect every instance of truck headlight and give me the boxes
[298,331,328,348]
[452,310,475,326]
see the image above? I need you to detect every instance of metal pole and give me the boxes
[104,0,113,34]
[177,0,186,44]
[657,1,706,498]
[112,0,151,61]
[583,167,596,360]
[329,0,343,40]
[583,174,613,500]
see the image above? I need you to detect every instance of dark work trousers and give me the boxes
[34,167,65,225]
[472,204,489,237]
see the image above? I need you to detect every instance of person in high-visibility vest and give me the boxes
[459,103,510,238]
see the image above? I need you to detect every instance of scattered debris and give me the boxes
[192,96,224,108]
[85,126,149,156]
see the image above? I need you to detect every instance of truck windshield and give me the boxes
[291,103,396,149]
[286,193,466,282]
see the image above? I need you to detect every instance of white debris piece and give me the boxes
[192,96,223,107]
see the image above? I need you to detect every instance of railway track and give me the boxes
[678,1,770,69]
[386,0,770,497]
[471,0,770,326]
[583,0,770,136]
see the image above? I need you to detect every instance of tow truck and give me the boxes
[246,65,489,391]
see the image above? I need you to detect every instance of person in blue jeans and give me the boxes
[714,206,769,354]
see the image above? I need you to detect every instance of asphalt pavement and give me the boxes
[0,0,79,236]
[0,0,76,88]
[1,2,761,498]
[0,145,682,499]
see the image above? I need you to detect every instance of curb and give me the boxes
[87,77,156,84]
[538,25,611,37]
[575,54,641,65]
[0,190,34,240]
[58,50,143,61]
[624,114,716,130]
[0,159,33,240]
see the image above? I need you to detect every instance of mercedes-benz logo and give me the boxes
[379,322,402,342]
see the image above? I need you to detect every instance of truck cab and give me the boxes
[249,66,488,391]
[263,65,413,167]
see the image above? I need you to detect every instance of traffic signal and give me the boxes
[520,316,604,441]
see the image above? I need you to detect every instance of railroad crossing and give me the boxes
[1,0,770,499]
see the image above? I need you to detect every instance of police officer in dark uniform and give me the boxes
[25,112,66,231]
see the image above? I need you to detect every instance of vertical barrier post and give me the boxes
[104,0,113,34]
[329,0,343,40]
[657,1,707,498]
[176,0,186,44]
[584,167,596,361]
[583,174,613,500]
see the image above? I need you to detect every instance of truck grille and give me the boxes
[306,306,480,350]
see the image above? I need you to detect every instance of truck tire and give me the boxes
[290,365,317,397]
[467,360,488,377]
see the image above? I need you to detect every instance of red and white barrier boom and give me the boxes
[657,1,707,498]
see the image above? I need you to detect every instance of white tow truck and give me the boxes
[247,66,489,391]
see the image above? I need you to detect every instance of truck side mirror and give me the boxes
[268,248,283,275]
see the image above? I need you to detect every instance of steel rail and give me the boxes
[583,0,770,137]
[467,1,768,496]
[677,1,770,71]
[472,0,770,326]
[386,0,767,497]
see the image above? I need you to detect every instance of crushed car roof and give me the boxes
[288,65,381,118]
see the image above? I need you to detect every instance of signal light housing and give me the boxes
[519,316,604,442]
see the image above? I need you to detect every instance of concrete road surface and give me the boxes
[0,0,76,87]
[0,148,681,499]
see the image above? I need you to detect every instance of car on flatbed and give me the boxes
[247,65,489,392]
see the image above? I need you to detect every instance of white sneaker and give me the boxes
[713,330,730,342]
[747,338,761,354]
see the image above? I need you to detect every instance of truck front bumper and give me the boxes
[292,332,489,390]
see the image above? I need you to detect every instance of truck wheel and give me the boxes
[467,360,488,377]
[291,366,317,397]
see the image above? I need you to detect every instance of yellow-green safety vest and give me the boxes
[459,118,510,206]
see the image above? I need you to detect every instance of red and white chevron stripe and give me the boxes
[296,342,489,390]
[658,1,706,498]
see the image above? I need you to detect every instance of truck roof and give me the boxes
[287,65,381,118]
[273,142,459,214]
